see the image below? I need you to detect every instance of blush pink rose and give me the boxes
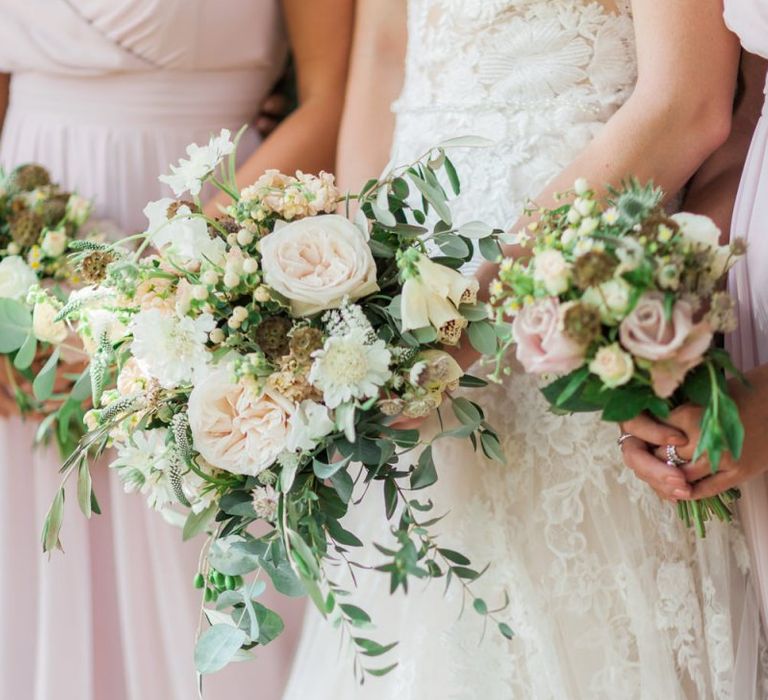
[513,297,586,375]
[619,292,713,397]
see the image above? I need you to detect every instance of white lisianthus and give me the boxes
[144,199,226,267]
[41,228,68,258]
[130,308,214,388]
[671,213,732,279]
[286,400,335,452]
[260,215,379,316]
[533,249,572,295]
[188,366,295,476]
[589,343,634,388]
[111,429,174,510]
[309,327,391,408]
[32,298,68,344]
[582,278,632,325]
[400,255,477,345]
[159,128,235,197]
[66,194,92,226]
[0,256,37,299]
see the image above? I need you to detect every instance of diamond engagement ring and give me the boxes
[617,433,633,449]
[665,444,687,466]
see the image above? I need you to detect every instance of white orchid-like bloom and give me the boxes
[286,400,335,453]
[400,255,478,345]
[159,128,235,197]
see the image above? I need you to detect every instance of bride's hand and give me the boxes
[618,413,691,501]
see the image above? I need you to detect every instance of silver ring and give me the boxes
[617,432,633,449]
[665,444,687,466]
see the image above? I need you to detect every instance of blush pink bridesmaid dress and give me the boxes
[723,0,768,642]
[0,2,303,698]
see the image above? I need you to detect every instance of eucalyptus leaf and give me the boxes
[13,332,37,370]
[435,233,470,259]
[313,454,351,480]
[467,321,498,356]
[371,203,396,228]
[452,397,482,426]
[194,624,247,675]
[480,432,505,463]
[182,501,217,541]
[330,467,354,503]
[41,487,65,553]
[77,459,93,518]
[208,536,262,576]
[287,529,321,580]
[410,446,437,490]
[479,236,503,262]
[437,135,494,149]
[407,172,452,225]
[33,347,61,402]
[0,298,32,353]
[459,221,494,239]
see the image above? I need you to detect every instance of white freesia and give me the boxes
[188,366,295,476]
[309,327,391,408]
[0,256,37,299]
[130,308,214,388]
[533,249,572,295]
[158,128,235,197]
[32,298,68,344]
[671,213,732,278]
[400,255,477,345]
[582,278,632,324]
[589,343,634,388]
[144,198,226,267]
[260,214,379,316]
[287,400,335,452]
[41,228,68,258]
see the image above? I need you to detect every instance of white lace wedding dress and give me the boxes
[282,2,768,698]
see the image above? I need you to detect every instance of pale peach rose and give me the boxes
[32,299,68,345]
[513,297,586,375]
[117,357,151,397]
[260,215,378,316]
[134,276,176,313]
[619,292,713,397]
[188,366,296,476]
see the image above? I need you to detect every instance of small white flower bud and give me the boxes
[232,306,248,322]
[574,178,589,195]
[227,317,241,330]
[209,328,225,344]
[242,258,259,274]
[574,197,595,217]
[566,208,581,225]
[226,233,238,246]
[191,285,208,301]
[253,286,271,303]
[223,271,240,288]
[237,229,254,246]
[201,270,218,286]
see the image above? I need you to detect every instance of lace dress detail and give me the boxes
[282,3,768,698]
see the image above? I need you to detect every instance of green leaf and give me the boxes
[438,548,470,565]
[194,624,248,675]
[252,602,285,645]
[459,221,493,239]
[411,326,438,344]
[480,432,505,463]
[458,374,488,389]
[13,332,37,370]
[182,501,217,541]
[555,366,590,407]
[479,237,502,262]
[313,454,351,480]
[354,637,398,657]
[32,347,61,402]
[77,459,93,518]
[601,389,655,423]
[366,663,399,677]
[384,478,398,519]
[444,157,460,195]
[437,135,494,149]
[326,518,363,547]
[435,233,470,258]
[459,304,490,322]
[41,487,65,553]
[371,203,396,228]
[208,537,263,576]
[69,369,92,402]
[330,467,354,503]
[410,446,437,490]
[452,397,482,426]
[0,298,32,353]
[452,566,480,580]
[467,321,497,356]
[407,172,452,225]
[473,598,488,615]
[340,604,372,626]
[498,622,515,640]
[287,529,321,580]
[719,391,745,461]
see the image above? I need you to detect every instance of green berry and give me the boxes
[193,573,205,589]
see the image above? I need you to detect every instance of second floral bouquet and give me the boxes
[42,130,510,679]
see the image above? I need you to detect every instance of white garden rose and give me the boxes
[188,366,296,476]
[0,256,37,299]
[533,249,572,295]
[32,298,68,345]
[286,400,335,453]
[582,278,632,324]
[260,214,379,316]
[41,228,68,258]
[671,213,732,279]
[589,343,634,388]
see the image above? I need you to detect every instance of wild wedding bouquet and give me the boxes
[491,180,746,537]
[0,164,94,454]
[42,130,510,678]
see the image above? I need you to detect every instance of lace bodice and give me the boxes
[391,0,637,237]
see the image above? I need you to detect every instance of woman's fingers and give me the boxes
[651,445,712,482]
[622,438,691,500]
[688,472,740,500]
[620,413,686,447]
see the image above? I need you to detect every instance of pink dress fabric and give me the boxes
[723,0,768,634]
[0,2,303,699]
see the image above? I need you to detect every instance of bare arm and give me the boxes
[474,0,741,296]
[335,0,407,192]
[682,51,768,237]
[0,73,8,139]
[205,0,354,214]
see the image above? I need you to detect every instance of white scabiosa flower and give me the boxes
[252,485,279,521]
[110,429,175,510]
[159,129,235,197]
[309,327,391,408]
[130,308,214,388]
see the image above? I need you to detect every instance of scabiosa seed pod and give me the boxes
[9,210,44,247]
[79,251,117,284]
[254,316,293,358]
[7,163,51,192]
[572,250,617,290]
[562,302,602,345]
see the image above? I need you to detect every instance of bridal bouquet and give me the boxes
[42,130,509,679]
[0,164,94,454]
[490,180,746,537]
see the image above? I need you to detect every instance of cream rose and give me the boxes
[671,213,731,279]
[32,299,68,345]
[533,249,572,295]
[41,228,68,258]
[188,366,296,476]
[589,343,634,388]
[582,278,632,325]
[0,256,37,300]
[117,357,151,397]
[260,215,379,316]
